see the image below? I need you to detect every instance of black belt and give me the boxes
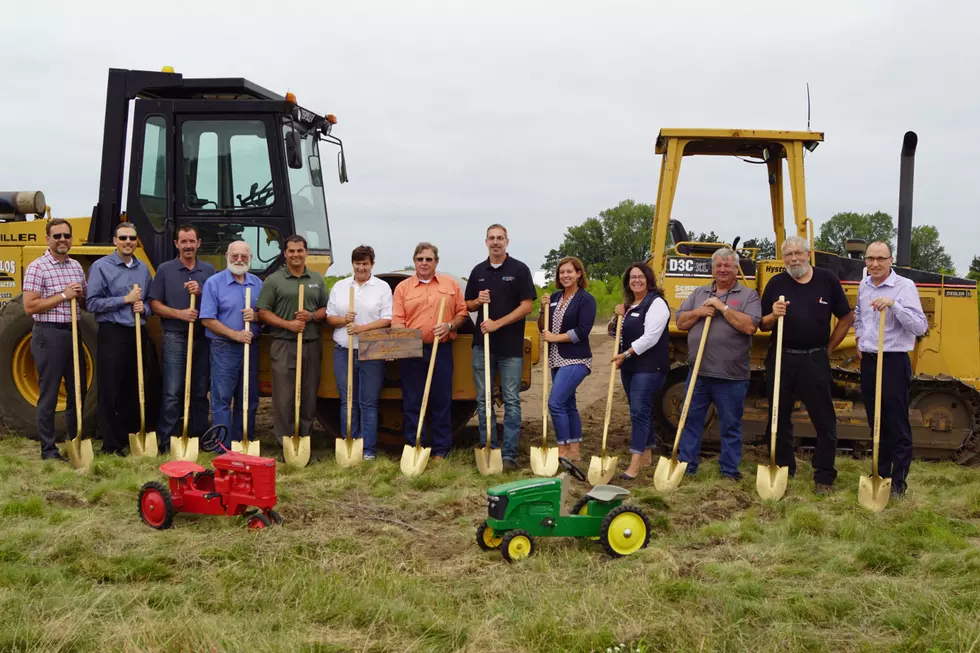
[861,351,908,358]
[34,322,71,330]
[783,347,824,355]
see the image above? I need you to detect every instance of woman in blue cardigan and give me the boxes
[539,256,597,462]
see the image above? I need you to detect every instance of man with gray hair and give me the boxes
[675,247,761,480]
[759,236,853,493]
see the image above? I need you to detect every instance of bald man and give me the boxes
[200,242,263,450]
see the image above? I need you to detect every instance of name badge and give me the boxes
[630,312,640,317]
[550,302,558,307]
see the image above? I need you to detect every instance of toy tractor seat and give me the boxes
[159,460,207,478]
[585,485,630,504]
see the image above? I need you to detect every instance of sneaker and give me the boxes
[41,452,67,462]
[814,483,834,495]
[364,454,376,461]
[502,459,519,472]
[721,473,742,482]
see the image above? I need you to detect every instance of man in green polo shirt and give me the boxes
[256,235,328,447]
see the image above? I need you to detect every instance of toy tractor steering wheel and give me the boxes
[558,456,587,482]
[200,425,229,453]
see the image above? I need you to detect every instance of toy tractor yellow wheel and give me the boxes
[501,529,535,563]
[571,497,600,541]
[599,506,651,558]
[476,520,502,551]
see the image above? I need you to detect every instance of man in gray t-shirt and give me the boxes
[674,248,761,479]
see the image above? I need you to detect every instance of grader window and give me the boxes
[181,119,275,211]
[139,115,168,231]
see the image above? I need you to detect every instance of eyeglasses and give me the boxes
[116,235,138,242]
[229,254,250,261]
[50,233,72,240]
[865,256,891,263]
[415,257,435,263]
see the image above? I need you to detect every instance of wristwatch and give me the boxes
[624,351,633,360]
[722,305,730,313]
[447,322,456,332]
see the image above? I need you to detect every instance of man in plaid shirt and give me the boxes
[22,218,87,461]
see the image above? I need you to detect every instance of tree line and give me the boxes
[542,200,963,279]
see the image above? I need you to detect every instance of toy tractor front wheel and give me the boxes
[501,529,535,563]
[476,520,502,551]
[138,481,175,530]
[599,506,651,558]
[248,513,272,530]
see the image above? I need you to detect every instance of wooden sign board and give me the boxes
[358,327,423,361]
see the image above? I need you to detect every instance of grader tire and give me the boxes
[0,296,99,440]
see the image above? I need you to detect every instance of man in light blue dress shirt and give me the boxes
[854,241,928,497]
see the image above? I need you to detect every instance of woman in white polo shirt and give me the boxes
[325,245,393,459]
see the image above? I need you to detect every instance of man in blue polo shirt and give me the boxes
[200,241,262,451]
[464,224,536,471]
[147,224,216,453]
[86,222,153,455]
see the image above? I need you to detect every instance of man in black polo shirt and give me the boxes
[147,224,216,453]
[464,224,536,471]
[759,236,854,493]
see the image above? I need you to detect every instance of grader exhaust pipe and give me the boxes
[0,191,46,218]
[896,131,917,268]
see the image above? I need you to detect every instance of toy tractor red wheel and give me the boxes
[599,505,651,558]
[265,509,283,525]
[501,529,535,563]
[248,513,272,530]
[138,481,175,530]
[476,520,502,551]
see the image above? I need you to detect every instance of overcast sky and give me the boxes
[4,0,979,279]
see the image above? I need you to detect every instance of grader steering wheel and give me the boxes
[558,456,587,482]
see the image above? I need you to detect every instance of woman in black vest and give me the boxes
[610,263,671,480]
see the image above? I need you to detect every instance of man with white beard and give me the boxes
[200,241,263,451]
[759,236,854,493]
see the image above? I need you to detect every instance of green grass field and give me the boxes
[1,435,979,653]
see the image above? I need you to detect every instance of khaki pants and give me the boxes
[270,337,322,445]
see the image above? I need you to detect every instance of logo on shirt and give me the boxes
[728,298,741,307]
[502,276,515,282]
[818,297,828,305]
[477,278,485,282]
[308,284,320,289]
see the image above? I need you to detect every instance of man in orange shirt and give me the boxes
[392,242,468,459]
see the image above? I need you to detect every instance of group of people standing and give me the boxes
[24,219,926,495]
[539,236,925,497]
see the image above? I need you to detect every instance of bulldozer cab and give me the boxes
[89,68,347,276]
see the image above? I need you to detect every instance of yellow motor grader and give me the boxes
[649,129,980,463]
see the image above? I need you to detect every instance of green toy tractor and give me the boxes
[476,457,654,562]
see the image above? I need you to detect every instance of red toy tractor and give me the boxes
[138,426,281,530]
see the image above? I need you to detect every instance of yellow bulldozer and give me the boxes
[0,67,537,448]
[649,128,980,464]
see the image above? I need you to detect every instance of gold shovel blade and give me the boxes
[755,464,789,501]
[129,431,158,458]
[858,474,892,513]
[474,446,503,475]
[334,437,362,469]
[231,440,261,457]
[528,445,560,477]
[170,436,200,462]
[282,435,313,468]
[65,436,94,472]
[400,444,431,478]
[653,456,688,492]
[588,455,619,486]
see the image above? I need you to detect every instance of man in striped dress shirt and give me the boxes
[22,218,87,461]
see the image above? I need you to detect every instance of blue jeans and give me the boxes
[548,364,590,445]
[209,339,258,451]
[333,344,385,456]
[621,369,666,455]
[472,346,523,462]
[401,343,454,457]
[677,373,750,477]
[158,331,211,448]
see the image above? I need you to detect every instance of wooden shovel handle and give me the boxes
[71,298,83,440]
[181,294,196,439]
[600,314,624,457]
[134,285,145,434]
[541,300,549,446]
[671,316,712,460]
[415,297,446,451]
[768,295,785,467]
[483,304,493,453]
[872,309,886,478]
[243,288,251,445]
[345,284,353,441]
[296,284,306,438]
